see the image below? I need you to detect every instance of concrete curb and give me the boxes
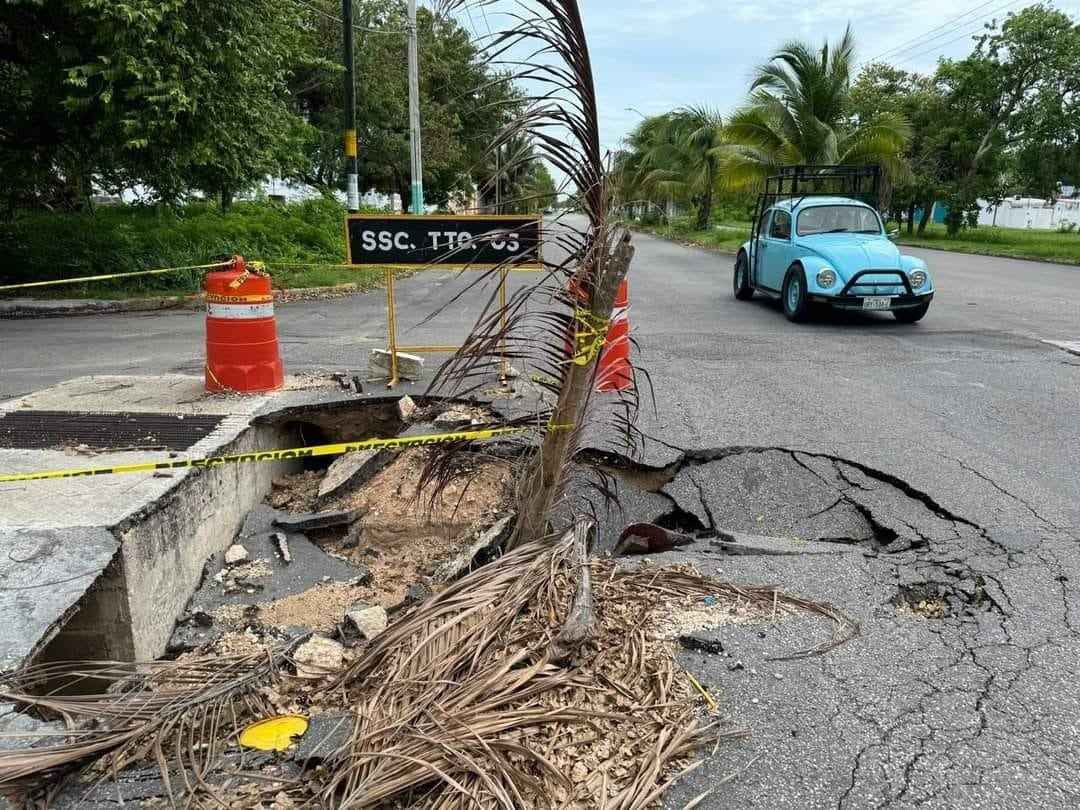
[0,283,374,320]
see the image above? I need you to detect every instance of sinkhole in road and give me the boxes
[23,395,514,696]
[583,444,1001,619]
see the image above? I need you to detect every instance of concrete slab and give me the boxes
[0,526,118,674]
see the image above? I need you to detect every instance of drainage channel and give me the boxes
[22,396,518,695]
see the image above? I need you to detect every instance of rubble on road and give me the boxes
[396,394,418,421]
[224,543,249,565]
[369,348,424,380]
[343,603,387,639]
[292,635,345,679]
[272,506,366,532]
[315,448,393,505]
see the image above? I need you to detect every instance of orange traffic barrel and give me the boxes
[596,279,632,392]
[204,256,284,393]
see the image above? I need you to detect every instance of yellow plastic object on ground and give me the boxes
[238,715,309,751]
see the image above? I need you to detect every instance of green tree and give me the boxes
[850,63,945,233]
[0,0,316,211]
[291,0,517,210]
[931,4,1080,233]
[624,107,724,230]
[722,26,910,192]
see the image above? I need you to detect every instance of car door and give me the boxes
[757,209,792,291]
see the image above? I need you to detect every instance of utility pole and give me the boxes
[494,146,501,214]
[406,0,424,214]
[342,0,359,213]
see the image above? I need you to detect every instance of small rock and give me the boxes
[404,582,431,604]
[396,394,418,421]
[191,611,213,628]
[749,668,758,675]
[224,544,249,566]
[293,636,345,679]
[678,633,725,655]
[757,629,766,638]
[728,660,745,671]
[751,698,760,705]
[774,673,784,680]
[344,604,388,639]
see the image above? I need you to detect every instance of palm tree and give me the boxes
[632,106,724,230]
[722,26,910,190]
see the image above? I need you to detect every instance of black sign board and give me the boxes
[345,214,543,269]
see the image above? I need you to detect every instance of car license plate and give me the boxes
[862,296,892,311]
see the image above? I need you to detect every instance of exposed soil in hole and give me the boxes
[892,580,992,619]
[248,449,515,632]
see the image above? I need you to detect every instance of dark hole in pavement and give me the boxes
[892,579,991,619]
[653,505,709,535]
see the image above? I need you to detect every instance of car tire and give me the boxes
[733,252,753,300]
[782,266,810,322]
[893,302,930,323]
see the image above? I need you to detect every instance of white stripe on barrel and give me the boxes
[206,302,275,319]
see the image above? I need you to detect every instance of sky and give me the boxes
[449,0,1078,176]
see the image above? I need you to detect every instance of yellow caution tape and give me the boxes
[0,261,232,292]
[571,309,610,366]
[0,424,570,483]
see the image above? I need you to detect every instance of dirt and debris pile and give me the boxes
[0,526,856,808]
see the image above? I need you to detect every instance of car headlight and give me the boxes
[910,270,927,289]
[816,268,836,288]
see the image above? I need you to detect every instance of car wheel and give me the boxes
[893,302,930,323]
[782,266,810,322]
[733,252,753,300]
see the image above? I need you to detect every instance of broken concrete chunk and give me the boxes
[293,636,345,679]
[370,349,424,381]
[433,409,474,429]
[344,603,388,639]
[273,507,366,532]
[224,544,249,566]
[396,394,418,422]
[295,710,355,766]
[317,449,393,504]
[433,515,514,583]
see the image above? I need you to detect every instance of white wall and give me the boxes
[977,198,1080,230]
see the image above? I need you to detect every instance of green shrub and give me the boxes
[0,198,363,295]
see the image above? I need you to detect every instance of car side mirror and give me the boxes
[887,228,899,240]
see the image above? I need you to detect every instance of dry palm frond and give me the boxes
[0,521,858,807]
[414,1,644,547]
[0,644,289,798]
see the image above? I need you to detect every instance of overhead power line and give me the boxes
[859,0,1023,68]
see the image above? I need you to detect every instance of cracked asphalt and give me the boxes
[2,216,1079,807]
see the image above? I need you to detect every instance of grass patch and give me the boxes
[0,199,391,299]
[626,217,750,253]
[895,223,1080,265]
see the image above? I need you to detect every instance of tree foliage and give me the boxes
[0,0,316,211]
[292,0,521,210]
[722,26,910,192]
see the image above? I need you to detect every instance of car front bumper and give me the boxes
[810,291,934,310]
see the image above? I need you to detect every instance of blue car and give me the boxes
[733,196,934,323]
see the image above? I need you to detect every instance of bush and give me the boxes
[0,198,357,293]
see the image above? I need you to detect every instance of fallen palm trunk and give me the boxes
[0,519,858,807]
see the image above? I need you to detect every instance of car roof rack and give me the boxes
[748,165,882,284]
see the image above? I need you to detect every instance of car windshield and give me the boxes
[797,205,882,236]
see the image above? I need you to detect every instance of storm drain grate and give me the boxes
[0,411,226,451]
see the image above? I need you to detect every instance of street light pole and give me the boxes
[406,0,424,214]
[342,0,359,213]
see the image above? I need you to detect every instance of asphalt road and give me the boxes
[2,219,1080,807]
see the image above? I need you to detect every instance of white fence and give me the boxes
[977,197,1080,230]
